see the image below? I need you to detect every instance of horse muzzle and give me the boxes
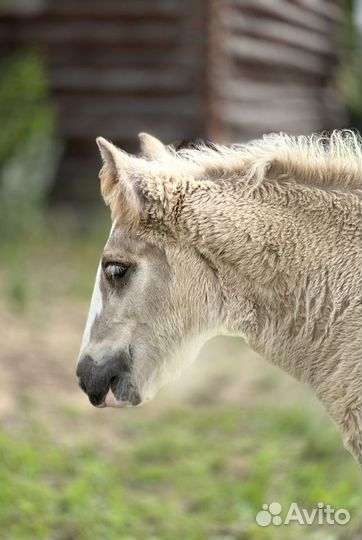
[76,353,141,408]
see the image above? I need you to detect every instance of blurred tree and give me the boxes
[336,0,362,128]
[0,51,58,240]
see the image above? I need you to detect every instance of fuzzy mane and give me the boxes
[99,130,362,223]
[176,130,362,191]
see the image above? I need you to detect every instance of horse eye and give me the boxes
[102,261,129,281]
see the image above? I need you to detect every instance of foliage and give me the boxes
[336,0,362,127]
[0,405,360,540]
[0,50,61,306]
[0,8,360,540]
[0,209,109,307]
[0,50,58,242]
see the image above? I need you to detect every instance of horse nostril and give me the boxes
[89,392,106,407]
[78,378,87,393]
[76,354,95,378]
[77,354,96,395]
[76,352,134,406]
[110,376,120,394]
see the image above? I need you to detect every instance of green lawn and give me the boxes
[0,405,360,540]
[0,214,360,540]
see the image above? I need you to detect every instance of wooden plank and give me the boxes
[48,66,202,92]
[59,115,204,140]
[229,119,319,139]
[53,88,203,99]
[224,98,323,120]
[0,0,186,18]
[232,0,332,34]
[232,62,322,85]
[225,13,334,56]
[225,35,327,75]
[218,79,326,100]
[222,96,344,133]
[46,47,202,68]
[289,0,342,22]
[0,20,196,46]
[56,95,204,117]
[225,111,328,133]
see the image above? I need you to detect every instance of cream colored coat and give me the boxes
[94,131,361,463]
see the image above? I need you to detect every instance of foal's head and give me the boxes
[77,134,222,408]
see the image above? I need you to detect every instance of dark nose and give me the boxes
[76,353,131,406]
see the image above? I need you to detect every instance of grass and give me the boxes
[0,213,361,540]
[0,206,110,307]
[0,405,360,540]
[1,20,361,538]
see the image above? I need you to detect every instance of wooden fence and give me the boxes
[0,0,346,200]
[208,0,345,140]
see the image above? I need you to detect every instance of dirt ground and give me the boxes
[0,298,321,446]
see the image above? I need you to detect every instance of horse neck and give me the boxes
[187,181,360,387]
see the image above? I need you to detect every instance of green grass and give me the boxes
[0,207,110,307]
[0,214,361,540]
[0,405,360,540]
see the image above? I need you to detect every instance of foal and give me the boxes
[77,131,362,464]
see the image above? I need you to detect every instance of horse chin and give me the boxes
[97,388,142,408]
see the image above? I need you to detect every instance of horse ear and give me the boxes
[138,132,168,160]
[96,137,144,220]
[96,137,120,180]
[96,136,201,225]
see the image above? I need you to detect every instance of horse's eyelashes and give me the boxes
[102,261,130,282]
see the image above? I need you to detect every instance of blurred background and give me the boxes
[0,1,361,539]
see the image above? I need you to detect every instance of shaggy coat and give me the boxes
[90,131,361,463]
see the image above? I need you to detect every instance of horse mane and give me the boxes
[100,130,361,223]
[175,130,362,191]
